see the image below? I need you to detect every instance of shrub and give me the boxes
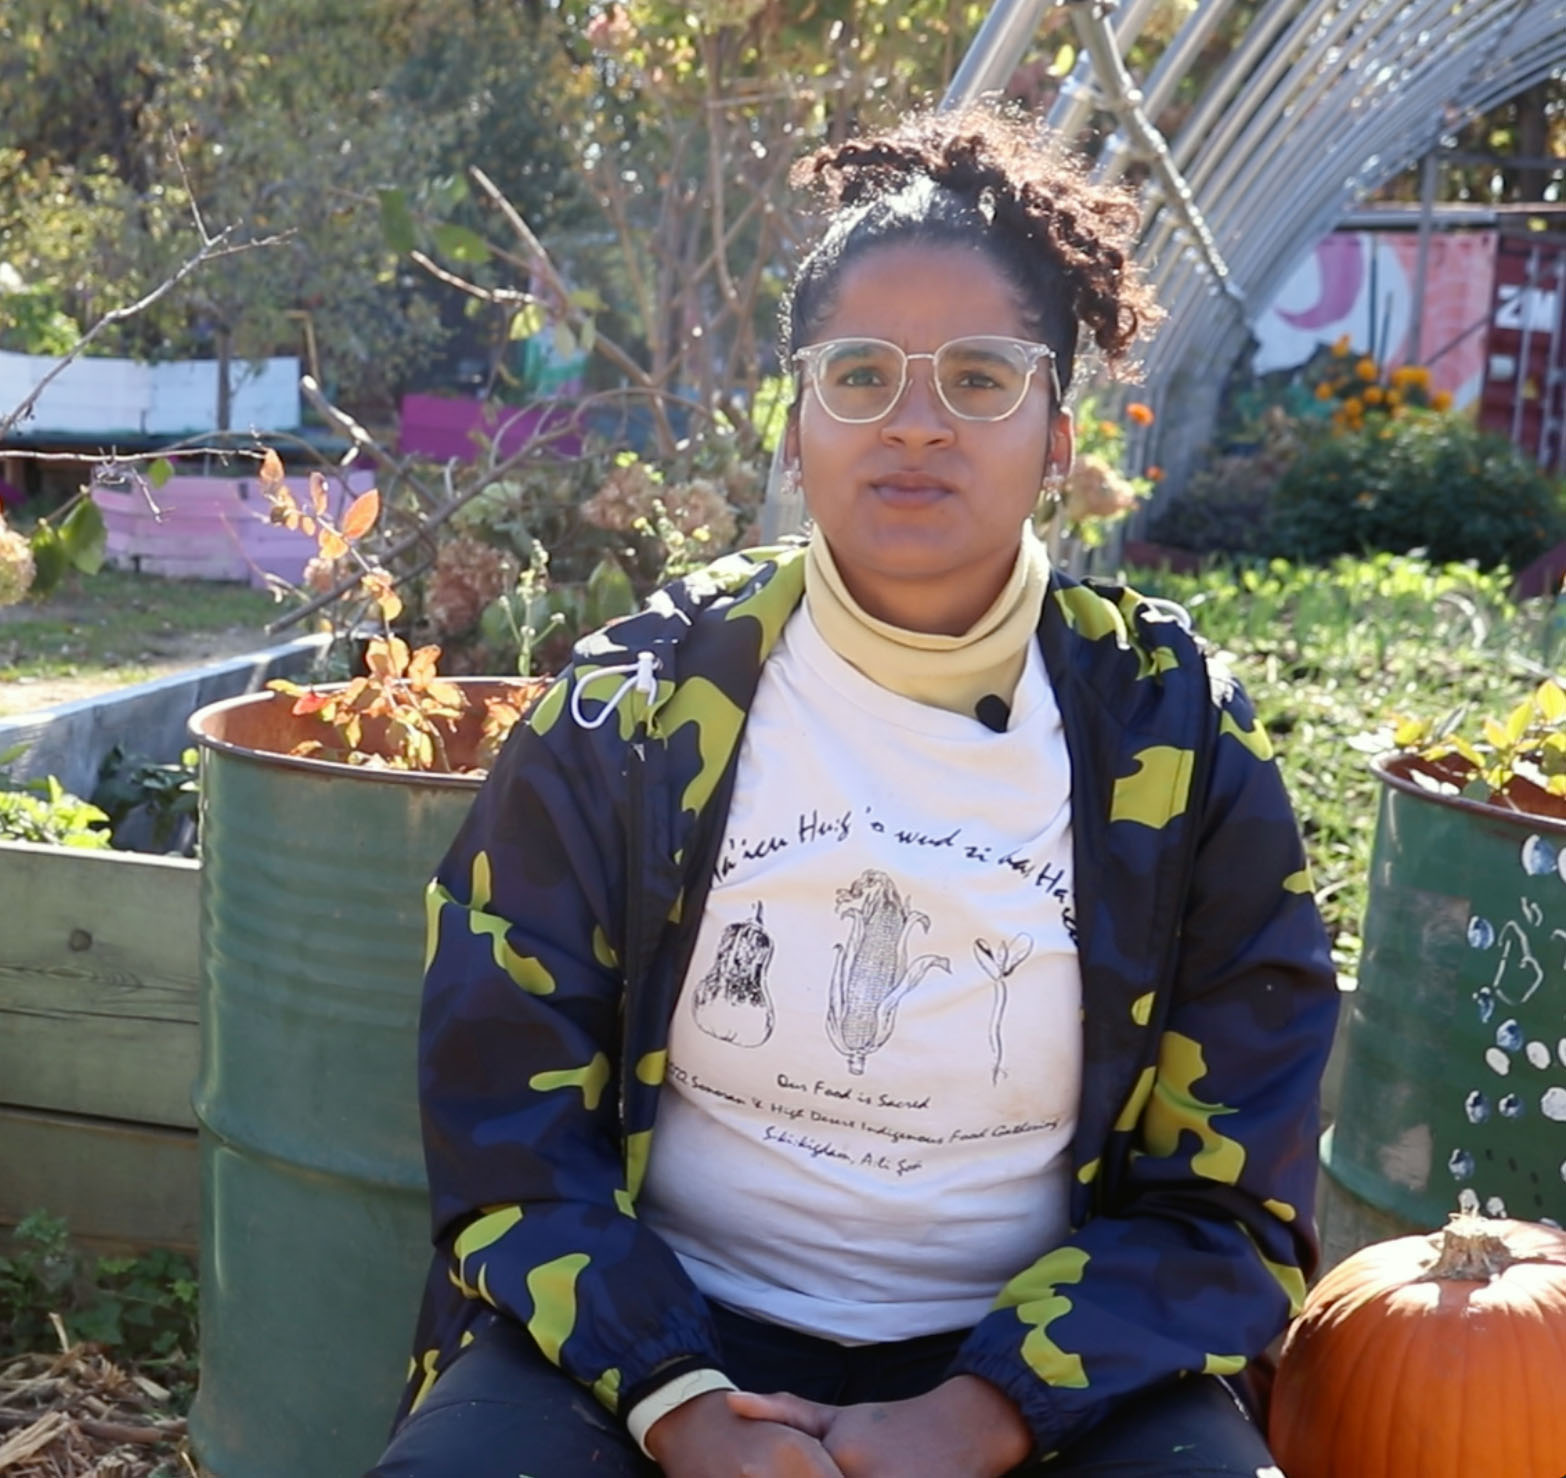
[1146,407,1304,555]
[1266,412,1566,570]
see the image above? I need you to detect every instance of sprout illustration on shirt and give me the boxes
[825,869,950,1075]
[974,933,1034,1084]
[691,902,776,1047]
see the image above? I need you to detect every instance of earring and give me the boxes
[1038,466,1065,522]
[761,457,808,541]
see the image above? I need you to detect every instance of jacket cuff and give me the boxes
[625,1368,738,1456]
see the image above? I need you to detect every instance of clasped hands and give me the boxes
[644,1374,1031,1478]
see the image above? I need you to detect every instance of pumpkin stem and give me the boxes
[1422,1212,1518,1281]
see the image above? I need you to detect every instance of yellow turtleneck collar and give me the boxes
[803,523,1050,724]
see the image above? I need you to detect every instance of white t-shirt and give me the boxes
[640,604,1083,1343]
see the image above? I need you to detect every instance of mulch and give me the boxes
[0,1319,189,1477]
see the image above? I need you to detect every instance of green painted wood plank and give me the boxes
[0,1105,198,1253]
[0,841,200,1127]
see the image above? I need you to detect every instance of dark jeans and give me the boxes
[369,1307,1278,1477]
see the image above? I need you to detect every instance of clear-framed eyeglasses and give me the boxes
[792,335,1063,425]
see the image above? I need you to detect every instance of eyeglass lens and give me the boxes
[813,337,1036,422]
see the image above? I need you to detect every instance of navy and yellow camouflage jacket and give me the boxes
[398,542,1339,1457]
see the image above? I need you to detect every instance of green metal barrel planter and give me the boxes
[186,684,508,1478]
[1322,752,1566,1256]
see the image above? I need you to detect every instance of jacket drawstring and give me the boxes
[570,651,661,731]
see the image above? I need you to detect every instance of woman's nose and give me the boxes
[881,364,955,446]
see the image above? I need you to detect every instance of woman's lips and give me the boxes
[869,474,953,507]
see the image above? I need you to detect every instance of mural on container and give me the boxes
[1254,231,1497,409]
[1452,833,1566,1227]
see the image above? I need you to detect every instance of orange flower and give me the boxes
[1363,385,1384,405]
[1147,465,1164,481]
[1331,334,1353,357]
[1126,401,1155,427]
[1314,382,1336,401]
[1343,396,1364,418]
[1385,389,1402,408]
[1431,390,1453,412]
[1355,358,1379,382]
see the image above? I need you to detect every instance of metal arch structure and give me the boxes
[945,0,1566,492]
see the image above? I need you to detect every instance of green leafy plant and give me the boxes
[1360,678,1566,815]
[90,745,200,854]
[1266,412,1566,570]
[0,744,111,846]
[0,1210,197,1377]
[10,493,108,602]
[0,1209,75,1355]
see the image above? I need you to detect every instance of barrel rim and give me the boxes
[1370,749,1566,836]
[188,679,528,790]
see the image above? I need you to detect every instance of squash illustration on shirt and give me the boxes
[691,901,776,1046]
[826,870,950,1075]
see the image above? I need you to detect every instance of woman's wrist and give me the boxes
[642,1389,735,1467]
[929,1375,1033,1475]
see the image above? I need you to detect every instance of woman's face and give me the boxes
[789,241,1072,633]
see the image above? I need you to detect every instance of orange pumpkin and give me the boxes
[1270,1214,1566,1478]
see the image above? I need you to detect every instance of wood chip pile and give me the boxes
[0,1322,188,1478]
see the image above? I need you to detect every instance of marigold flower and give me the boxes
[1146,465,1164,481]
[1331,334,1353,357]
[1314,382,1336,401]
[1355,358,1379,382]
[1362,385,1384,405]
[1343,396,1364,418]
[1385,389,1402,408]
[1126,401,1155,427]
[1431,390,1454,412]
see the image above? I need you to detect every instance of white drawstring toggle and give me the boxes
[570,650,660,730]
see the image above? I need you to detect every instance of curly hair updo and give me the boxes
[782,107,1161,397]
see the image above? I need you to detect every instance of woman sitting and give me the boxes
[370,104,1337,1478]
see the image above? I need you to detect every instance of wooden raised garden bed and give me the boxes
[0,638,329,1251]
[0,840,199,1251]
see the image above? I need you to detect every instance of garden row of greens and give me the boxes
[1129,553,1555,978]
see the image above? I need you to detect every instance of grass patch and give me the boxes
[0,569,279,686]
[1128,554,1556,980]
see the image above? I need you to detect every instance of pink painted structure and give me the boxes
[397,394,582,463]
[92,470,377,589]
[1255,230,1499,406]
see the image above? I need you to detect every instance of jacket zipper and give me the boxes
[620,738,649,1141]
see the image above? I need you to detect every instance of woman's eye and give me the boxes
[955,371,1002,390]
[835,366,886,387]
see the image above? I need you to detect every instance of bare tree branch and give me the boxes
[0,226,290,443]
